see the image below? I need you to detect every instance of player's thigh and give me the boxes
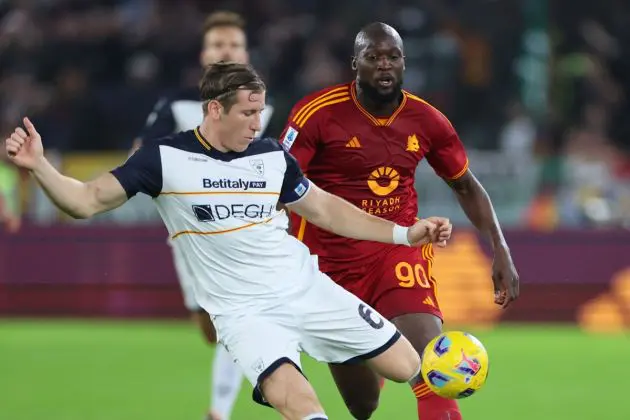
[170,241,201,312]
[364,332,421,383]
[212,313,302,406]
[328,363,381,415]
[373,245,443,321]
[299,274,399,366]
[191,309,217,343]
[260,363,324,416]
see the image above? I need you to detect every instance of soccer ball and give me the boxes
[420,331,489,399]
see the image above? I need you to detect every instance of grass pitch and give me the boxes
[0,320,627,419]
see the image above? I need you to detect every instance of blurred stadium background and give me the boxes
[1,0,629,419]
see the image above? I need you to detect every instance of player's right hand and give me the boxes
[408,217,452,247]
[5,117,44,170]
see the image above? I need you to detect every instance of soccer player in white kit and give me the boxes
[131,12,271,420]
[5,62,453,420]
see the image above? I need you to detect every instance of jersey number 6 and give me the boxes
[395,261,431,288]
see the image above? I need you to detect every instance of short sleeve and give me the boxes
[424,109,469,180]
[137,97,175,143]
[279,150,311,204]
[110,145,163,198]
[278,102,320,171]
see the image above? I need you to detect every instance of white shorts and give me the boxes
[170,240,201,311]
[211,271,400,406]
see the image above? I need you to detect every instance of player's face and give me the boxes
[218,90,265,152]
[354,39,404,102]
[201,27,249,67]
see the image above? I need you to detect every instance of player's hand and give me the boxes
[424,216,452,247]
[408,217,452,247]
[492,245,519,308]
[5,117,45,170]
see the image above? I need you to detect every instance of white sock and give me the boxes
[210,344,243,419]
[302,414,328,420]
[407,361,423,385]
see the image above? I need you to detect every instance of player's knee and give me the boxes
[396,336,422,382]
[346,398,379,420]
[369,335,421,383]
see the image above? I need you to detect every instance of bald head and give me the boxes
[354,22,403,56]
[352,22,405,104]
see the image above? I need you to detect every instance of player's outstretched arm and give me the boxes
[5,117,128,219]
[287,182,452,247]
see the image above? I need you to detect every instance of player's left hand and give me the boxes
[492,245,519,308]
[408,217,452,247]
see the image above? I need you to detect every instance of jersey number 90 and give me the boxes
[395,261,431,289]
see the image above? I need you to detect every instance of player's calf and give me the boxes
[260,362,328,420]
[392,313,462,420]
[329,363,381,420]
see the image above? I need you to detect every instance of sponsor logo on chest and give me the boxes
[202,178,267,190]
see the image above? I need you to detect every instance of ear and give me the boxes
[351,56,357,71]
[207,100,223,120]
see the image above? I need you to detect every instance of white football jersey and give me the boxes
[112,128,314,315]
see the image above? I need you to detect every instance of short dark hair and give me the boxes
[203,11,246,34]
[199,62,266,114]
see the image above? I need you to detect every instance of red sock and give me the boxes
[412,383,462,420]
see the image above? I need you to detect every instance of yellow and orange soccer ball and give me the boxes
[420,331,489,399]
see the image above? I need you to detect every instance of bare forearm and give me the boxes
[307,193,397,244]
[31,158,95,219]
[451,172,506,249]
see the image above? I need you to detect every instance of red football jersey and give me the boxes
[280,81,468,269]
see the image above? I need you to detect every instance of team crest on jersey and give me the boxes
[406,134,420,152]
[249,159,265,176]
[251,358,265,374]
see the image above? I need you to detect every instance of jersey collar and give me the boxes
[194,126,212,150]
[350,80,407,127]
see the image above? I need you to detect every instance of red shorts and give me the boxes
[323,244,442,321]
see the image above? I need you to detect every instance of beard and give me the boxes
[357,78,403,104]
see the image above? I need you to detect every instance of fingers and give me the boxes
[426,216,450,227]
[424,220,438,238]
[436,227,450,248]
[494,290,507,306]
[432,217,452,247]
[496,282,517,309]
[506,274,520,306]
[11,132,25,145]
[6,126,28,157]
[6,136,23,157]
[23,117,39,137]
[414,217,453,247]
[6,118,37,158]
[16,127,28,138]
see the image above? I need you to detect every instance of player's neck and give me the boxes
[198,121,228,153]
[355,84,402,117]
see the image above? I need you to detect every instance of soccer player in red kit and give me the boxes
[280,22,520,420]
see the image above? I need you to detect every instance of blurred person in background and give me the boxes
[129,11,273,420]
